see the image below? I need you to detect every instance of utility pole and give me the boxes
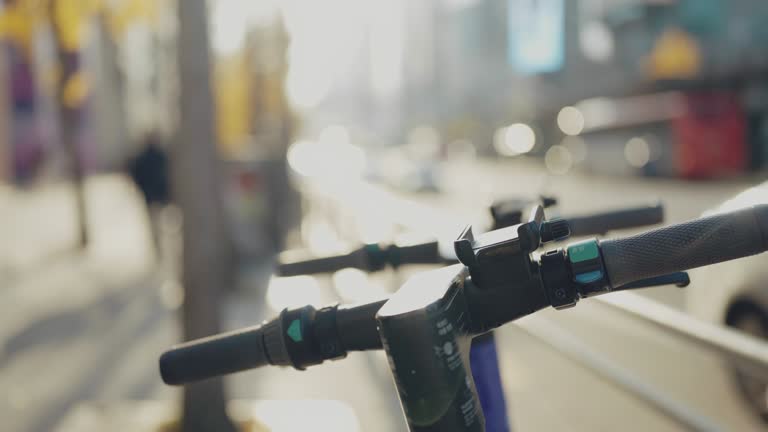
[173,0,237,431]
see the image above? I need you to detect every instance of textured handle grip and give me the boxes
[159,325,268,385]
[277,249,367,276]
[567,203,663,237]
[602,205,768,288]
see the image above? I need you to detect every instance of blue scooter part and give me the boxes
[470,332,510,432]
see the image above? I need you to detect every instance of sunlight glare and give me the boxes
[266,275,322,313]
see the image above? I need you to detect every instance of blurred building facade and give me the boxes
[290,0,768,177]
[0,0,767,185]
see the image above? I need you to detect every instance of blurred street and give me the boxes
[1,161,764,432]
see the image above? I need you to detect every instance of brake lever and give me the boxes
[614,272,691,291]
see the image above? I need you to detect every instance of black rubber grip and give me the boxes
[277,249,367,276]
[601,205,768,288]
[159,325,268,385]
[567,203,664,237]
[337,299,387,351]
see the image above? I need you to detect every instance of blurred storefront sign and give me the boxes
[673,92,747,178]
[646,28,701,80]
[507,0,564,75]
[569,91,747,179]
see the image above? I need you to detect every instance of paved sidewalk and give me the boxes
[0,175,155,276]
[0,175,176,432]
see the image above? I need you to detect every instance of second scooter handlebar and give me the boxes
[567,203,663,236]
[278,203,665,277]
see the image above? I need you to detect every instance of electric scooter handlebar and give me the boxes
[277,249,369,277]
[159,299,386,385]
[159,325,269,386]
[277,241,446,277]
[566,203,663,237]
[160,205,768,387]
[602,205,768,288]
[277,203,665,277]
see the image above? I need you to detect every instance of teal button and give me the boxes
[575,270,603,284]
[568,240,599,263]
[287,319,303,342]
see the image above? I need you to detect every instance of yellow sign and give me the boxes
[216,54,252,157]
[647,28,701,80]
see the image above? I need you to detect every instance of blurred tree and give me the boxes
[173,0,237,431]
[0,0,165,246]
[49,0,94,248]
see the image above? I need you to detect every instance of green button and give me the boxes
[568,240,599,263]
[287,319,303,342]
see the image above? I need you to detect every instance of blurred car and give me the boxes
[686,179,768,422]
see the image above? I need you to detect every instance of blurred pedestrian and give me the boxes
[127,134,170,256]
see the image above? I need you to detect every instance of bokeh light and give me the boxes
[557,106,585,136]
[580,21,614,63]
[287,127,366,179]
[545,144,573,174]
[494,123,536,156]
[625,137,651,168]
